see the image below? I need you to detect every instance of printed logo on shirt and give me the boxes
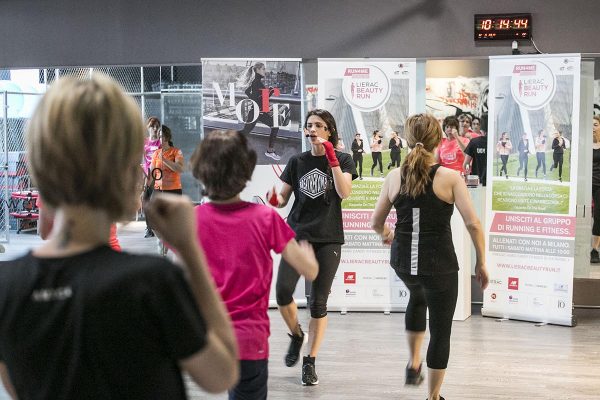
[508,277,519,290]
[298,168,329,199]
[31,286,73,302]
[344,272,356,284]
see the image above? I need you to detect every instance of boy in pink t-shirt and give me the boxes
[190,130,318,400]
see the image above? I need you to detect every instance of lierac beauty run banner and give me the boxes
[201,58,306,306]
[483,55,580,326]
[318,59,417,312]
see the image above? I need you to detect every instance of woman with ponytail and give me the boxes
[371,113,488,400]
[238,62,281,161]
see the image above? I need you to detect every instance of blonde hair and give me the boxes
[594,115,600,144]
[400,113,443,198]
[237,62,265,89]
[27,74,145,220]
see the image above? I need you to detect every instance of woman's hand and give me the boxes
[475,262,489,290]
[381,226,394,245]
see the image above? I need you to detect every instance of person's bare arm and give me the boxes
[162,154,184,173]
[0,363,17,399]
[271,182,293,208]
[144,194,239,393]
[331,169,353,199]
[451,175,489,290]
[281,240,318,281]
[371,170,399,244]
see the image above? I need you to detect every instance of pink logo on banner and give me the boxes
[513,64,537,75]
[343,210,396,231]
[344,68,370,78]
[489,213,575,238]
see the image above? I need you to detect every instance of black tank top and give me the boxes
[390,164,459,275]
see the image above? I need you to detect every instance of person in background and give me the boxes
[516,133,530,182]
[150,125,184,195]
[458,114,477,139]
[371,113,488,400]
[471,116,485,136]
[238,62,281,161]
[550,131,566,182]
[463,126,488,186]
[437,116,468,174]
[388,130,403,169]
[142,116,161,238]
[371,130,384,177]
[351,132,364,180]
[191,129,318,399]
[534,129,547,178]
[270,109,356,387]
[496,132,512,179]
[591,116,600,263]
[0,74,239,399]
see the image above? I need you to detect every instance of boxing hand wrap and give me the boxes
[322,140,340,168]
[266,187,279,207]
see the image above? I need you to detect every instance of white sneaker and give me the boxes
[265,151,281,161]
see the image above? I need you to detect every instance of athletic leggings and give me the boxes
[276,242,341,319]
[535,152,546,175]
[552,153,564,178]
[593,186,600,236]
[240,107,279,149]
[500,155,509,175]
[517,153,528,177]
[371,152,383,174]
[390,151,401,168]
[353,153,363,178]
[396,271,458,369]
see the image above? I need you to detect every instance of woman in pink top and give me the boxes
[142,116,161,238]
[190,130,318,400]
[437,116,469,174]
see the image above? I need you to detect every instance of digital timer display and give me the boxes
[474,13,532,41]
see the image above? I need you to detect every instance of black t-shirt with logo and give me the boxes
[280,150,357,243]
[0,246,207,400]
[464,135,488,186]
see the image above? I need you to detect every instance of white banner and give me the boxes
[483,54,580,326]
[317,59,417,312]
[201,59,306,306]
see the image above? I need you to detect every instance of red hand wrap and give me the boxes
[267,188,278,207]
[322,140,340,168]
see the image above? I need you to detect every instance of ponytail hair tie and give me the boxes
[415,142,424,147]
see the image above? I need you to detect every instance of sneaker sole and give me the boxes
[285,333,308,367]
[301,379,319,386]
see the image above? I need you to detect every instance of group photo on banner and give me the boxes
[483,54,580,326]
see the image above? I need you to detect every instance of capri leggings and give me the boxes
[396,271,458,369]
[593,186,600,236]
[276,242,341,319]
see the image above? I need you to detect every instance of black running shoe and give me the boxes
[591,249,600,264]
[144,228,155,238]
[405,363,424,385]
[285,328,306,367]
[301,356,319,386]
[426,397,445,400]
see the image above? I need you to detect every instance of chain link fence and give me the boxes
[0,65,202,243]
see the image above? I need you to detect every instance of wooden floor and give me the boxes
[1,223,600,399]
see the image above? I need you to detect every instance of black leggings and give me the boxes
[500,155,509,175]
[390,151,401,168]
[276,242,341,319]
[240,107,279,149]
[371,152,383,174]
[552,152,564,178]
[535,152,546,175]
[593,186,600,236]
[517,153,528,177]
[396,271,458,370]
[228,359,268,400]
[353,154,363,177]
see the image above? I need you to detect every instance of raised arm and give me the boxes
[162,151,184,173]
